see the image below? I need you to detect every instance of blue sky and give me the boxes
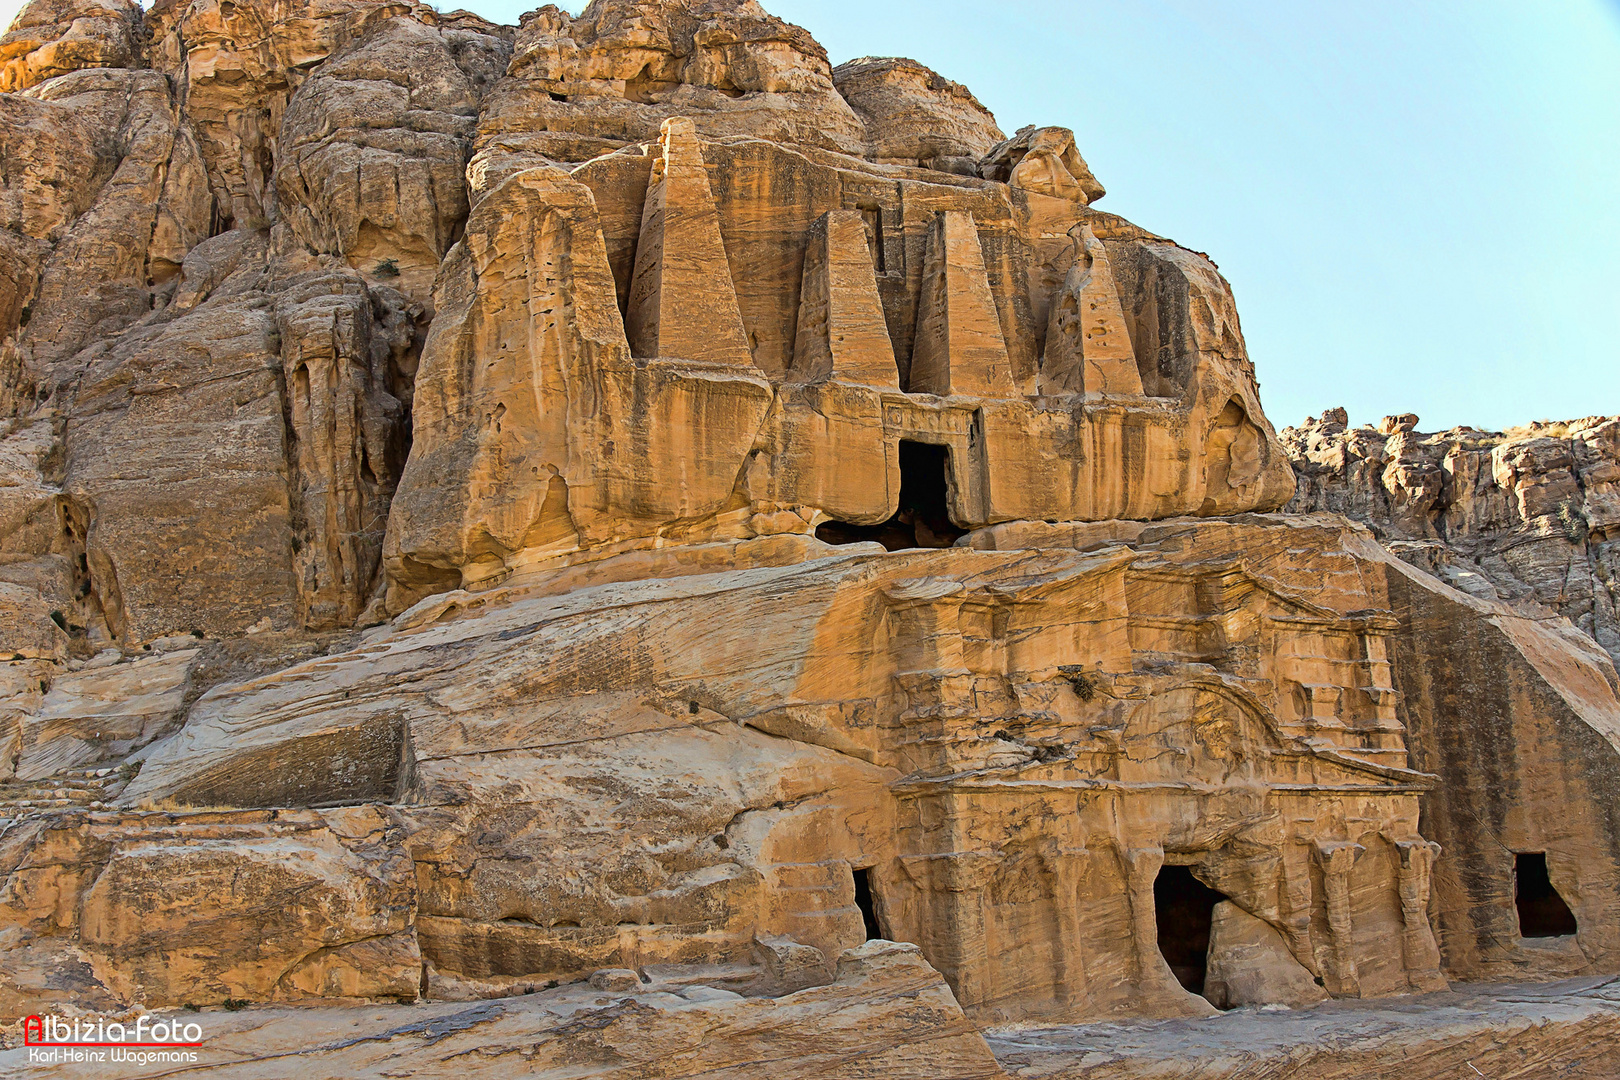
[7,0,1616,432]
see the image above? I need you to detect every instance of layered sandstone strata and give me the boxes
[0,0,1616,1072]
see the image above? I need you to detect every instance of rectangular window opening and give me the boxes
[1515,852,1577,938]
[815,440,963,551]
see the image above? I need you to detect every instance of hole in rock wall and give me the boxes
[1154,864,1228,1000]
[853,866,884,941]
[815,441,965,551]
[860,207,887,273]
[1515,853,1578,938]
[625,65,679,104]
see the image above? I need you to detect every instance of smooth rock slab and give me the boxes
[0,940,1008,1079]
[988,976,1620,1079]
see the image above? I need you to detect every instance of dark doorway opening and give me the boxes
[1154,865,1227,998]
[852,866,884,941]
[1515,853,1578,938]
[815,441,965,551]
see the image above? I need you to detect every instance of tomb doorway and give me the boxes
[815,440,965,550]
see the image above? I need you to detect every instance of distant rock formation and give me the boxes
[1285,410,1620,663]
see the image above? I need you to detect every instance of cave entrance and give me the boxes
[1154,864,1227,999]
[1515,853,1578,938]
[852,866,884,941]
[814,440,965,551]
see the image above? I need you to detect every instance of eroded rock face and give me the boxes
[110,516,1620,1021]
[0,805,419,1011]
[0,419,78,667]
[834,55,1004,173]
[0,0,139,94]
[275,268,415,629]
[1202,901,1329,1010]
[2,0,1618,1071]
[480,0,866,167]
[10,647,198,781]
[146,0,420,228]
[382,117,1291,601]
[60,232,302,646]
[0,939,1013,1078]
[988,978,1620,1080]
[0,511,1596,1026]
[273,13,505,300]
[981,125,1105,204]
[2,67,213,405]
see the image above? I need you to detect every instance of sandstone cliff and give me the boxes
[1,0,1616,1074]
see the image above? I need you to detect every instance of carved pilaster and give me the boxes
[1118,846,1176,994]
[1279,840,1320,977]
[898,850,1002,1009]
[1312,840,1364,996]
[1394,837,1448,991]
[1042,846,1092,1007]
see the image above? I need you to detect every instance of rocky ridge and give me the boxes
[1284,410,1620,664]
